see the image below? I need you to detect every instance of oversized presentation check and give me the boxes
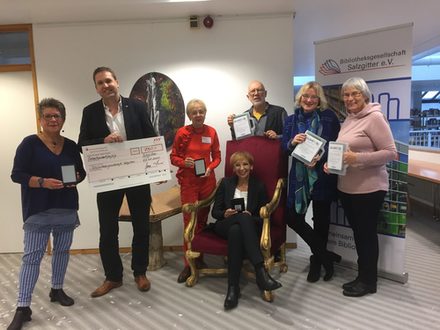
[82,136,171,192]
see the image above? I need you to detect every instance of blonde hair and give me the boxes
[229,151,254,167]
[186,99,207,116]
[294,81,328,111]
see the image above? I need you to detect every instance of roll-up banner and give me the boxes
[315,23,413,283]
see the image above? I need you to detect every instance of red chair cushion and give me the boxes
[192,230,228,255]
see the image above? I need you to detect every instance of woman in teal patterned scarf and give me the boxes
[282,81,341,282]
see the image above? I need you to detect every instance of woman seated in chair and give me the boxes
[212,151,282,310]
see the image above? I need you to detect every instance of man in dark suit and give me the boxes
[78,67,156,297]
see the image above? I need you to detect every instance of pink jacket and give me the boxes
[337,102,397,194]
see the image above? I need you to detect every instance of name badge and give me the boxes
[202,136,211,144]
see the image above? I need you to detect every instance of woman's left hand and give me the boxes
[323,162,330,174]
[44,178,65,190]
[242,210,252,216]
[201,168,211,177]
[224,208,238,218]
[305,154,320,169]
[344,150,357,165]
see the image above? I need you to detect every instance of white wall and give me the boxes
[1,14,294,252]
[0,72,37,252]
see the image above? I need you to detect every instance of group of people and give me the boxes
[170,78,396,309]
[8,67,396,329]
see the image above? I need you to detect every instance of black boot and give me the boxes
[322,251,341,281]
[255,265,282,291]
[342,277,360,290]
[7,307,32,330]
[224,285,240,310]
[343,281,377,297]
[50,288,74,306]
[307,255,321,283]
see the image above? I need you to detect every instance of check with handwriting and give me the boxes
[82,136,171,192]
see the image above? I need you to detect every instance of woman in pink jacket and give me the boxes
[325,77,397,297]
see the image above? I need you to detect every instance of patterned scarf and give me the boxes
[292,108,321,214]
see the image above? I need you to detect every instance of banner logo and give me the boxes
[319,50,407,76]
[319,59,341,75]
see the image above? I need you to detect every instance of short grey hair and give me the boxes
[38,98,66,120]
[341,77,371,103]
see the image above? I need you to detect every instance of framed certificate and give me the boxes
[232,113,254,140]
[61,164,77,185]
[231,198,245,212]
[194,158,206,176]
[327,142,348,175]
[291,130,327,166]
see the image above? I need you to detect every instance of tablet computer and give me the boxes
[61,164,77,185]
[194,158,206,176]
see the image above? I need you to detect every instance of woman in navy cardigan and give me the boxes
[282,81,341,283]
[9,98,86,330]
[212,151,281,310]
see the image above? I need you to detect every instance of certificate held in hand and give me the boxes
[291,130,326,166]
[232,113,254,140]
[327,142,348,175]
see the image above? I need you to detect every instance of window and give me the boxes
[0,25,33,72]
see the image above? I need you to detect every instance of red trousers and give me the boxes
[180,175,216,265]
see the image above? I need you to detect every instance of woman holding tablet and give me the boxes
[212,151,282,310]
[282,81,341,283]
[170,99,221,284]
[9,98,85,330]
[325,77,397,297]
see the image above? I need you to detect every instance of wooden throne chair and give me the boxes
[182,136,288,302]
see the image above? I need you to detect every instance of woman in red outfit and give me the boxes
[170,99,221,283]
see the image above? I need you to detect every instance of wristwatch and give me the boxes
[38,177,44,188]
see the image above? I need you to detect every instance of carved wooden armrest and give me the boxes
[259,178,286,252]
[182,180,220,244]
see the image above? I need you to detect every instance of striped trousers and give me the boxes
[17,229,73,307]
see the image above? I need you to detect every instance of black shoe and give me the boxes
[307,255,321,283]
[255,266,282,291]
[177,266,191,283]
[50,288,74,306]
[322,251,341,281]
[343,281,377,297]
[7,307,32,330]
[224,285,240,310]
[342,277,360,290]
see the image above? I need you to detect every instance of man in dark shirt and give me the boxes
[78,67,156,297]
[227,80,287,139]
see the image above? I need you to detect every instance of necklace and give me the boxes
[40,133,62,149]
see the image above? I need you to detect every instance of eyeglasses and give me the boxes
[342,91,363,99]
[248,89,266,95]
[42,114,62,120]
[302,94,319,101]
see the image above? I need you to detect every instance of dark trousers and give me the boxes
[339,190,386,285]
[97,184,151,281]
[214,214,263,286]
[285,200,331,256]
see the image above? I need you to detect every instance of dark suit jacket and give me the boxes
[78,96,156,148]
[212,175,268,221]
